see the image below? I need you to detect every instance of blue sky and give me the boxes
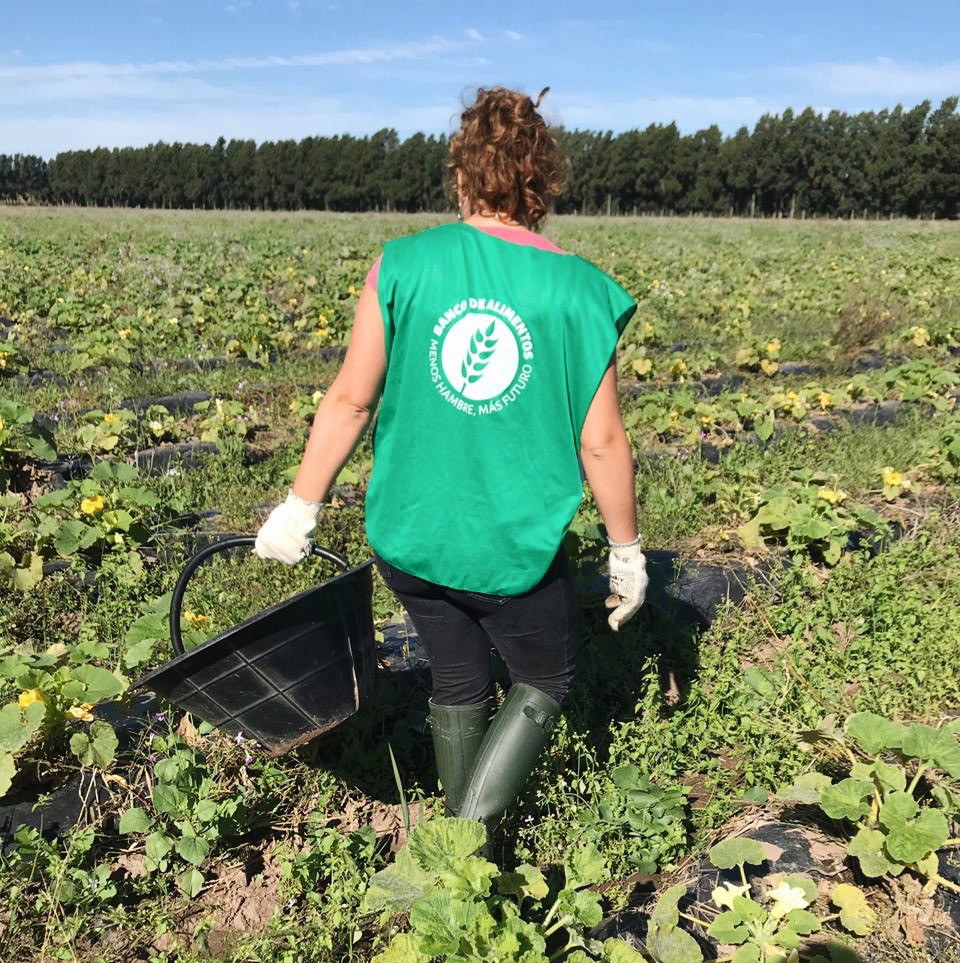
[3,0,959,157]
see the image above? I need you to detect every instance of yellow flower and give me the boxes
[765,338,781,355]
[103,412,120,424]
[818,391,833,410]
[882,467,911,491]
[0,356,6,370]
[288,297,298,306]
[909,325,930,347]
[118,328,131,340]
[348,284,357,296]
[711,881,751,909]
[80,495,106,516]
[818,488,845,505]
[65,703,95,722]
[311,390,325,405]
[168,317,179,326]
[760,358,780,375]
[184,611,208,628]
[18,689,44,710]
[768,882,810,917]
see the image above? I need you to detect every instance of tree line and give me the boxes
[1,98,958,218]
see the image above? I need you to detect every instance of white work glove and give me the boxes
[254,490,321,565]
[605,535,648,631]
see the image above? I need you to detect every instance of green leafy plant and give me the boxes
[781,712,960,894]
[119,730,252,897]
[0,638,125,798]
[193,397,262,443]
[737,472,886,566]
[74,408,137,455]
[23,460,161,577]
[643,836,873,963]
[1,824,119,956]
[365,816,641,962]
[0,399,56,490]
[882,358,959,408]
[577,765,689,873]
[918,418,960,482]
[735,336,782,376]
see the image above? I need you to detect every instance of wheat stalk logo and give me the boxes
[460,320,498,393]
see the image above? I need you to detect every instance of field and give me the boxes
[2,208,960,963]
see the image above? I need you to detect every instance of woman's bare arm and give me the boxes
[579,361,637,543]
[290,284,386,504]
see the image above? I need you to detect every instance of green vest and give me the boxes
[365,223,636,595]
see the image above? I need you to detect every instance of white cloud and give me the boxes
[0,37,480,107]
[287,0,301,12]
[504,30,523,41]
[778,58,960,100]
[465,28,484,42]
[225,0,252,13]
[0,34,477,92]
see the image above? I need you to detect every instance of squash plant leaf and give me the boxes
[0,752,15,799]
[706,909,749,943]
[848,827,901,878]
[885,809,949,864]
[602,938,647,963]
[901,723,955,764]
[498,863,549,903]
[364,845,431,912]
[648,883,686,930]
[779,771,832,804]
[564,842,607,889]
[877,790,918,831]
[818,778,874,821]
[407,816,486,870]
[708,836,765,870]
[830,883,876,936]
[71,664,125,703]
[69,721,118,768]
[844,711,906,754]
[409,891,481,957]
[372,933,430,963]
[647,926,705,963]
[0,700,46,753]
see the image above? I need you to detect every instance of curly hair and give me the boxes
[449,86,565,228]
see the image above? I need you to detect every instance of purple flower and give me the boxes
[234,731,245,745]
[148,753,158,763]
[245,754,254,765]
[147,731,156,743]
[154,712,166,722]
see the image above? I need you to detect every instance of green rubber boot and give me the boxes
[458,683,562,827]
[428,700,491,816]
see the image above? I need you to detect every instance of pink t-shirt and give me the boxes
[365,224,565,290]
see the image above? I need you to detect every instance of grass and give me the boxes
[1,210,960,961]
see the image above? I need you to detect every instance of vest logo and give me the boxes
[429,298,534,416]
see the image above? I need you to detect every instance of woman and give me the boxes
[255,86,647,837]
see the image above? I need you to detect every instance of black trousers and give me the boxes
[374,550,578,707]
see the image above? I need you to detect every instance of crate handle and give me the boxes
[169,535,349,656]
